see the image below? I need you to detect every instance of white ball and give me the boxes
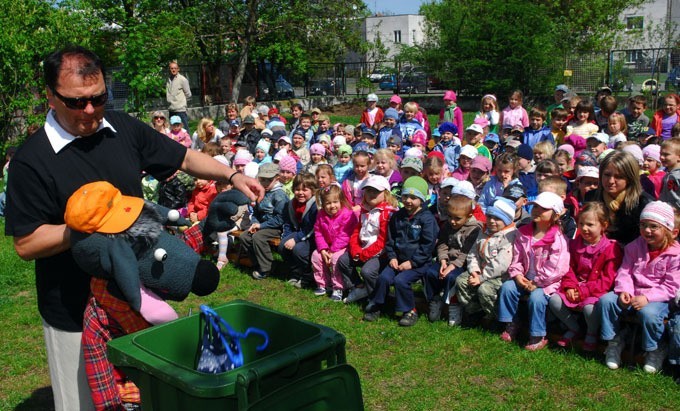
[154,248,167,262]
[168,209,180,222]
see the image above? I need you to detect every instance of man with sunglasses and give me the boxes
[166,61,191,132]
[4,45,263,411]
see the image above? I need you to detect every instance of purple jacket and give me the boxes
[507,224,569,296]
[314,207,358,253]
[614,237,680,302]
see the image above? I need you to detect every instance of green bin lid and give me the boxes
[247,364,363,411]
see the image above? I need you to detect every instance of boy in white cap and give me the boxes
[360,93,384,130]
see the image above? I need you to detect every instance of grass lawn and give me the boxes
[1,218,680,410]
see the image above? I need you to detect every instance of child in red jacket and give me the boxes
[337,175,398,303]
[188,179,217,224]
[549,202,623,351]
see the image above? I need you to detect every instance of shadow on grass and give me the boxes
[14,386,53,411]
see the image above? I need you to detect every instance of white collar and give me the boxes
[44,110,117,153]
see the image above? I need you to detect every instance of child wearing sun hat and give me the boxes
[641,144,665,199]
[599,201,680,372]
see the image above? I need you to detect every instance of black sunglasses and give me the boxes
[51,88,108,110]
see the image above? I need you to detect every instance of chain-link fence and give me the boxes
[562,53,609,95]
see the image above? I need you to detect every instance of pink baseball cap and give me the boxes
[389,95,402,104]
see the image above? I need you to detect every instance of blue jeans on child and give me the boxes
[370,265,429,313]
[497,280,550,337]
[599,291,669,352]
[423,263,464,301]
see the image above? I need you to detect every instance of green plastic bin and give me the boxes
[107,300,354,411]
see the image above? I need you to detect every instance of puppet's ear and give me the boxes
[70,231,114,279]
[107,237,143,311]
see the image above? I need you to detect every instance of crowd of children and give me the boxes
[147,87,680,378]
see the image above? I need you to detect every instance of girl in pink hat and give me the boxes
[439,90,464,137]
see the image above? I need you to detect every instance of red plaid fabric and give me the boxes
[182,223,205,254]
[82,278,151,410]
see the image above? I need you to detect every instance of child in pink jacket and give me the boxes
[498,192,570,351]
[599,201,680,373]
[549,202,623,351]
[312,185,358,301]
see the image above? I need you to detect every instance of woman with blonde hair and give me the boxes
[191,117,224,150]
[584,151,653,245]
[150,111,169,135]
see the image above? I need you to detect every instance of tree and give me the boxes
[0,0,94,144]
[73,0,196,115]
[175,0,368,102]
[409,0,643,96]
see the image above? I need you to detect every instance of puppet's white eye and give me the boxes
[168,209,180,222]
[154,248,168,262]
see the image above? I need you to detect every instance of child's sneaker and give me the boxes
[330,289,343,302]
[500,322,519,343]
[525,336,548,351]
[287,278,302,288]
[582,333,598,352]
[313,287,327,296]
[605,334,625,370]
[643,343,667,373]
[343,286,369,304]
[363,303,381,322]
[399,310,419,327]
[252,271,267,280]
[428,297,443,323]
[556,330,582,348]
[448,304,462,326]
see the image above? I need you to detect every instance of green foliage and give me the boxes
[413,0,642,96]
[75,0,196,115]
[0,0,92,144]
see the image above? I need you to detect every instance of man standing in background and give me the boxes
[166,61,191,132]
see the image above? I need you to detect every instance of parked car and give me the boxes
[394,71,428,94]
[259,75,295,99]
[368,67,388,82]
[378,74,396,91]
[308,79,344,96]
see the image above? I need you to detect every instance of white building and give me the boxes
[616,0,680,61]
[363,14,425,60]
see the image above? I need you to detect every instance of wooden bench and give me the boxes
[227,230,281,268]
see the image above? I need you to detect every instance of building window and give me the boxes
[626,49,643,63]
[394,30,401,43]
[626,16,643,31]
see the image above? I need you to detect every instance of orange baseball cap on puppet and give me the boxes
[64,181,144,234]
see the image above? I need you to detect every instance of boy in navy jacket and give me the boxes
[363,176,438,326]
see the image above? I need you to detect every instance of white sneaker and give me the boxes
[605,334,625,370]
[643,344,667,373]
[448,304,463,326]
[343,286,369,304]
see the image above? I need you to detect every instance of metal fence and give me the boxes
[609,47,678,93]
[104,50,680,112]
[104,59,444,111]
